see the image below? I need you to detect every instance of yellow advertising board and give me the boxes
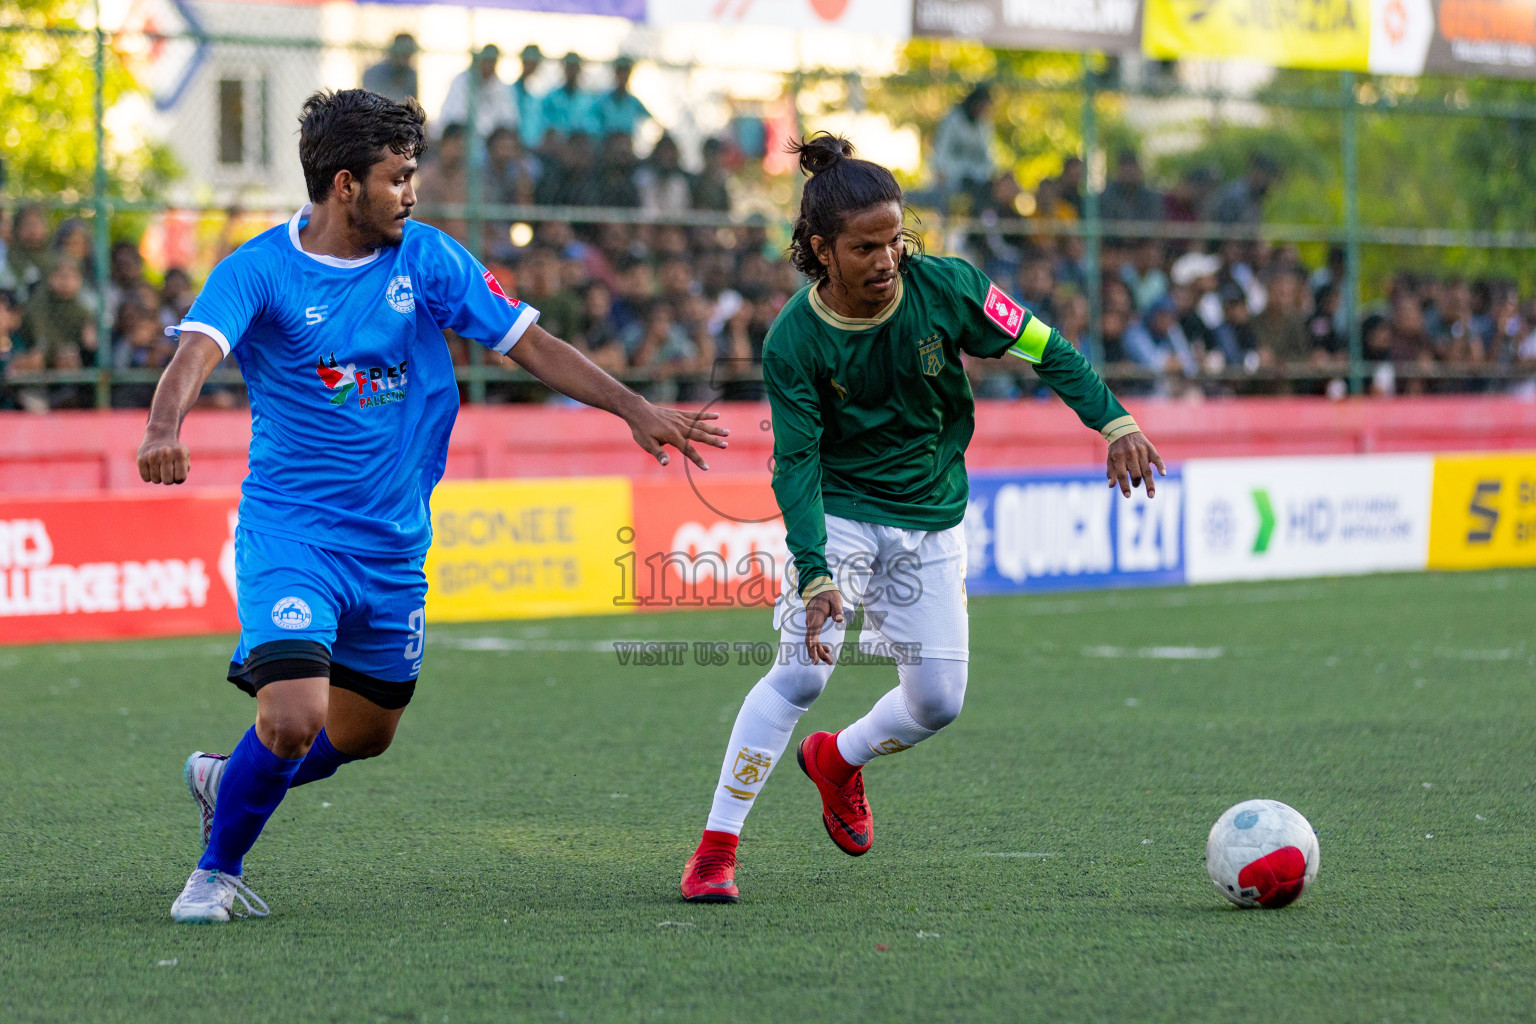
[1428,453,1536,570]
[1143,0,1370,70]
[424,478,634,622]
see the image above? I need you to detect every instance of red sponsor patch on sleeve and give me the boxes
[982,283,1025,338]
[482,269,521,308]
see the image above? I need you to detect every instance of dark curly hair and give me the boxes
[786,133,921,283]
[298,89,429,203]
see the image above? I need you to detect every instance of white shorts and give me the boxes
[774,514,970,664]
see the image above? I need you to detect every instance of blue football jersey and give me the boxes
[171,205,541,555]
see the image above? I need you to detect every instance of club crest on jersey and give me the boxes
[983,283,1025,338]
[315,351,409,409]
[917,333,945,376]
[386,275,415,315]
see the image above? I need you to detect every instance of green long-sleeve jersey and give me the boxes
[763,254,1138,597]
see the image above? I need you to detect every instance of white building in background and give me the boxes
[101,0,914,210]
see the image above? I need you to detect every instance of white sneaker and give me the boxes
[183,751,227,849]
[170,868,269,923]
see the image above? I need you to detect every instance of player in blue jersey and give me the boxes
[138,90,727,923]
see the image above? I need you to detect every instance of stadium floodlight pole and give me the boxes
[1080,54,1104,367]
[1341,70,1365,396]
[93,0,112,409]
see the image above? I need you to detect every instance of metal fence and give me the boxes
[5,14,1536,408]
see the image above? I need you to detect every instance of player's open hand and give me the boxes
[804,589,844,666]
[627,403,729,470]
[1106,431,1166,498]
[137,433,192,485]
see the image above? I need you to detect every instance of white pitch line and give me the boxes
[1081,645,1225,660]
[431,636,618,653]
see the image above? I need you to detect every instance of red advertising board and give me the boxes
[628,476,786,613]
[0,491,241,644]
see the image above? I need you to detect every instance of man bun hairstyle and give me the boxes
[787,132,921,282]
[299,89,428,203]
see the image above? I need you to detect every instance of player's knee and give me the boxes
[762,661,830,708]
[908,689,964,731]
[258,708,326,759]
[902,660,968,731]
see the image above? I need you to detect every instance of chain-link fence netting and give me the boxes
[4,14,1536,408]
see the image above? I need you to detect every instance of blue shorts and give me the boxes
[227,528,427,708]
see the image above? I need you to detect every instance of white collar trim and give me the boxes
[288,204,382,268]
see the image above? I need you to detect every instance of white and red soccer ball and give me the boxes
[1206,799,1319,909]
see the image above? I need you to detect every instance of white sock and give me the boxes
[704,681,808,836]
[836,686,937,767]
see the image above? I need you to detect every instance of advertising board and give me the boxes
[1183,455,1433,583]
[628,476,786,612]
[647,0,913,35]
[913,0,1143,54]
[1142,0,1371,69]
[964,467,1185,594]
[423,478,633,622]
[1428,453,1536,570]
[0,491,241,645]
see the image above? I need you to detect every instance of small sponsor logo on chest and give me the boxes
[315,351,409,409]
[917,333,946,375]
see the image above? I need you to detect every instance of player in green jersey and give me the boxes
[681,134,1164,903]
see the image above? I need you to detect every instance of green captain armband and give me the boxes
[1004,315,1054,364]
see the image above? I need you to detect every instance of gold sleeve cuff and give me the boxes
[799,575,840,601]
[1101,416,1141,444]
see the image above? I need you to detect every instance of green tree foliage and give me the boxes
[1,1,176,235]
[871,39,1130,191]
[1155,68,1536,289]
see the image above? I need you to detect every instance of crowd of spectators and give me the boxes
[944,135,1536,398]
[0,205,202,411]
[454,217,794,405]
[402,40,738,262]
[5,62,1536,409]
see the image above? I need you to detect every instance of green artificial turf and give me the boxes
[3,570,1535,1023]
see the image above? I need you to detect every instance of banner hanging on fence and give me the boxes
[913,0,1143,54]
[1142,0,1371,69]
[1370,0,1536,78]
[647,0,913,35]
[358,0,644,15]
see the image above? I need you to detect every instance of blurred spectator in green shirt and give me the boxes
[590,56,650,141]
[541,52,598,143]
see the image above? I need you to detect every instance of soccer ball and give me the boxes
[1205,799,1319,909]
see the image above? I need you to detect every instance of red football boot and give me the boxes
[797,731,873,856]
[680,830,740,903]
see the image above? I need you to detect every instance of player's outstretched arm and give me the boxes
[508,324,728,469]
[1023,329,1166,497]
[137,332,227,485]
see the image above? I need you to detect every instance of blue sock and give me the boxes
[287,728,358,788]
[199,726,303,875]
